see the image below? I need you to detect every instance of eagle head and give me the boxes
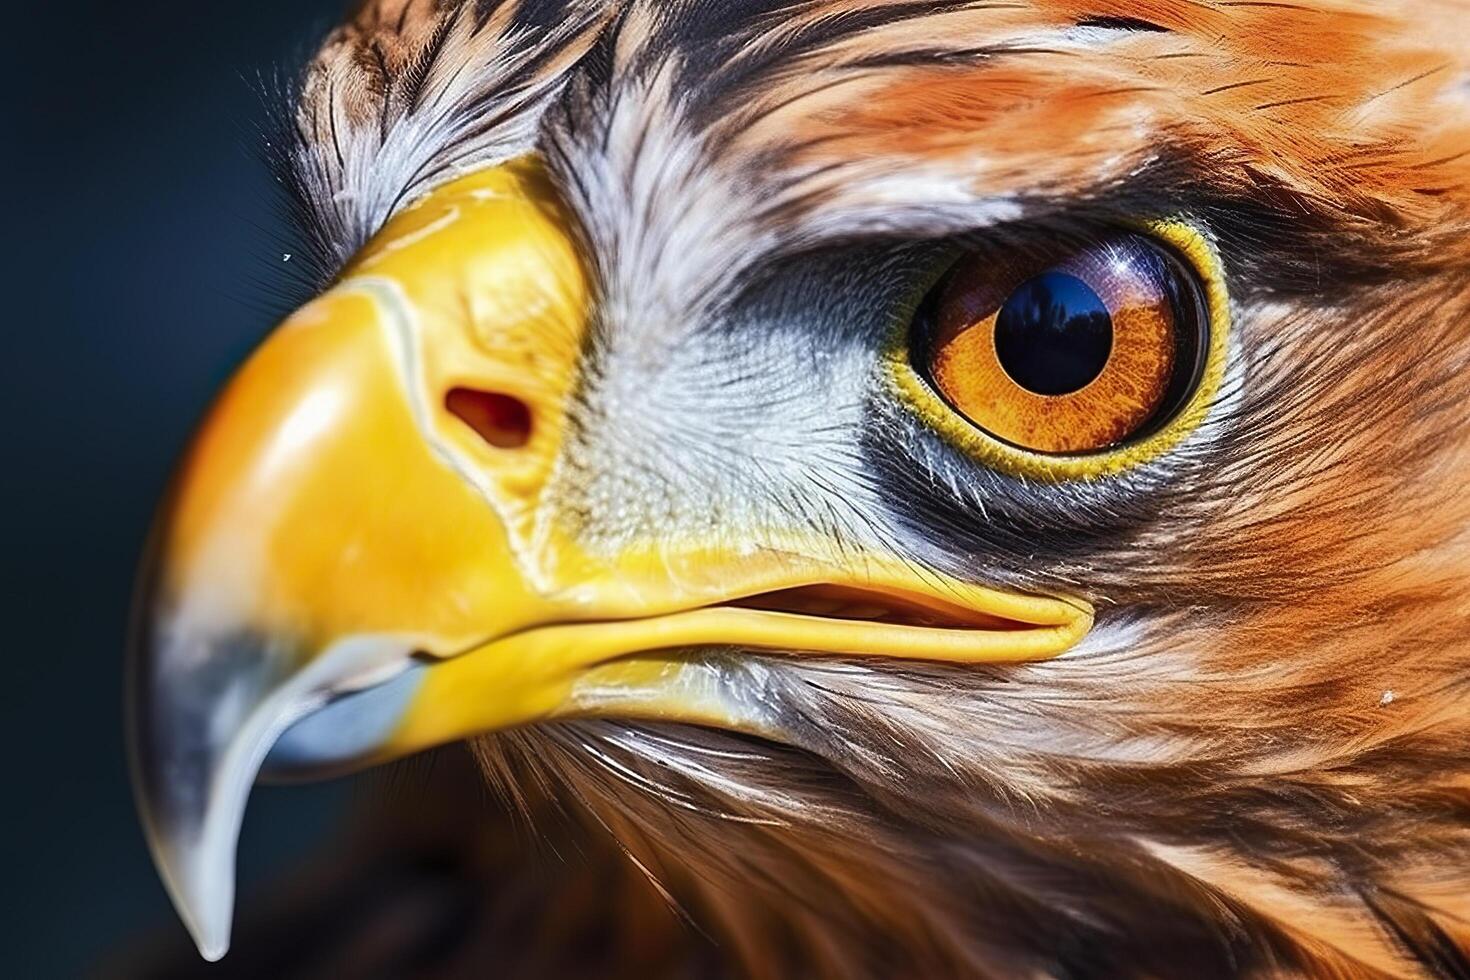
[128,1,1470,975]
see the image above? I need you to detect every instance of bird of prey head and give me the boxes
[128,1,1470,975]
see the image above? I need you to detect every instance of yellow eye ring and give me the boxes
[886,220,1231,481]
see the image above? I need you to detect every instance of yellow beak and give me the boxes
[128,159,1091,961]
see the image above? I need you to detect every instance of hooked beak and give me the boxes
[128,159,1092,961]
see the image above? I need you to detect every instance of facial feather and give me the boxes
[279,1,1470,975]
[279,0,610,273]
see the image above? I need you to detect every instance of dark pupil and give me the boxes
[993,271,1113,396]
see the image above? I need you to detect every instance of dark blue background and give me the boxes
[6,3,365,974]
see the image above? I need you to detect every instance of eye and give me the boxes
[917,233,1210,455]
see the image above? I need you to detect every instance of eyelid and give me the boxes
[885,219,1232,482]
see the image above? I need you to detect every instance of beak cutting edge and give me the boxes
[127,159,1092,961]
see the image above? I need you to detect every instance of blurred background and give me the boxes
[4,2,367,974]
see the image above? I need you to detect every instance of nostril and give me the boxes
[445,387,533,449]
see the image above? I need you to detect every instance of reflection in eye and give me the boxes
[919,234,1208,455]
[992,271,1114,396]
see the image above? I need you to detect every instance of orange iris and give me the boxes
[927,238,1183,454]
